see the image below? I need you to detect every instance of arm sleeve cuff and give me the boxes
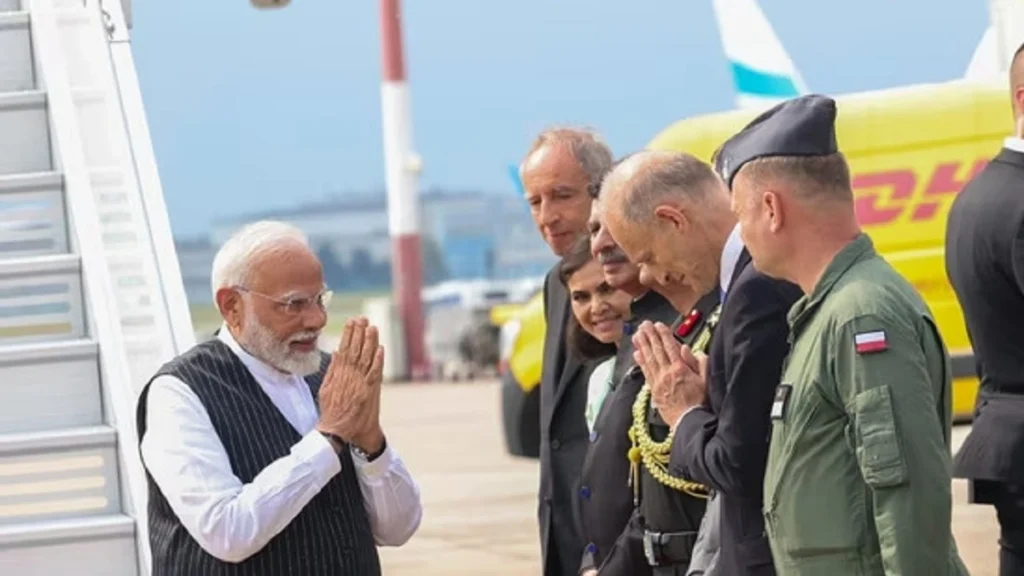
[293,431,342,488]
[351,445,394,480]
[673,404,708,431]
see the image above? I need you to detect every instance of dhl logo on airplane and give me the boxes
[851,158,989,227]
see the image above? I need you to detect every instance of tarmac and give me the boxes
[375,379,998,575]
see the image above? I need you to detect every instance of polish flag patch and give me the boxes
[854,330,888,354]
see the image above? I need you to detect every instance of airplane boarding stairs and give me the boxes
[0,0,193,573]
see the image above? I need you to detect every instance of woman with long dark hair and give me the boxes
[559,235,632,432]
[559,234,640,576]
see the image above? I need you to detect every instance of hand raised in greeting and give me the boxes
[632,321,708,428]
[316,317,386,454]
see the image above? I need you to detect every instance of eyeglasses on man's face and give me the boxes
[235,286,333,316]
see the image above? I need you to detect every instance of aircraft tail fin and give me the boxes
[508,164,525,197]
[712,0,807,109]
[964,25,999,80]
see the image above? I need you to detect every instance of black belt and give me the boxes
[983,384,1024,396]
[642,529,697,567]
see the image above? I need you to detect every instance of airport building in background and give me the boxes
[175,189,554,305]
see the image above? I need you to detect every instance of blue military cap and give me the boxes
[715,94,838,188]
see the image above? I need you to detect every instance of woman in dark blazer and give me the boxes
[556,236,636,576]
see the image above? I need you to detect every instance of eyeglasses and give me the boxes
[235,286,333,316]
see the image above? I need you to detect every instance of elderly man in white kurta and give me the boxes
[137,220,421,576]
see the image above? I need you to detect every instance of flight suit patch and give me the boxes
[854,330,887,354]
[771,384,792,420]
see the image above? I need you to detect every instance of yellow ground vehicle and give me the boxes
[498,290,545,457]
[500,79,1007,458]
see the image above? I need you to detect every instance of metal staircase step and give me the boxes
[0,253,85,346]
[0,339,102,434]
[0,11,31,93]
[0,171,67,258]
[0,426,123,526]
[0,512,134,547]
[0,90,50,176]
[0,514,139,575]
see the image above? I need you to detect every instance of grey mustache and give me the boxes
[598,250,629,265]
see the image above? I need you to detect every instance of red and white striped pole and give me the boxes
[379,0,428,380]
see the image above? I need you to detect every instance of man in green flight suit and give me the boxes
[716,94,968,575]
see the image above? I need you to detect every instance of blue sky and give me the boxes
[131,1,987,237]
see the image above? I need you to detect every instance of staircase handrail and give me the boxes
[93,0,197,356]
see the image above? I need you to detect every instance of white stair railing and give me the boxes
[93,0,195,356]
[46,0,194,394]
[28,0,152,572]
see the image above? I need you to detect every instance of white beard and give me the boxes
[240,315,322,376]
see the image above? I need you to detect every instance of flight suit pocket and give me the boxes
[853,386,908,489]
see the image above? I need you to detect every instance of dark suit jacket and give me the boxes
[946,147,1024,493]
[539,263,594,576]
[577,291,680,574]
[670,250,802,576]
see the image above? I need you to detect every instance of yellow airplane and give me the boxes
[498,78,1007,458]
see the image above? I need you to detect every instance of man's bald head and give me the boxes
[600,150,734,295]
[601,150,724,225]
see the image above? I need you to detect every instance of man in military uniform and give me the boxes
[721,94,966,574]
[577,183,711,575]
[602,150,800,576]
[577,197,680,575]
[594,287,720,576]
[946,42,1024,576]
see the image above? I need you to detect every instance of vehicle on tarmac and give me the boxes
[497,1,1006,458]
[497,0,810,458]
[498,78,1007,458]
[497,289,545,457]
[648,79,1004,420]
[423,277,542,380]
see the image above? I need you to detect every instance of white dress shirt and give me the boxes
[140,326,422,563]
[719,223,745,298]
[584,356,616,433]
[1005,136,1024,154]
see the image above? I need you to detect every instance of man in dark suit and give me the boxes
[520,127,614,576]
[601,150,802,575]
[946,41,1024,576]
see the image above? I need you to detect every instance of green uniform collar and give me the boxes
[787,232,875,333]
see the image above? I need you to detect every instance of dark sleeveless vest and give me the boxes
[136,339,381,576]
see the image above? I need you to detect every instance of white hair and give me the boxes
[210,220,310,301]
